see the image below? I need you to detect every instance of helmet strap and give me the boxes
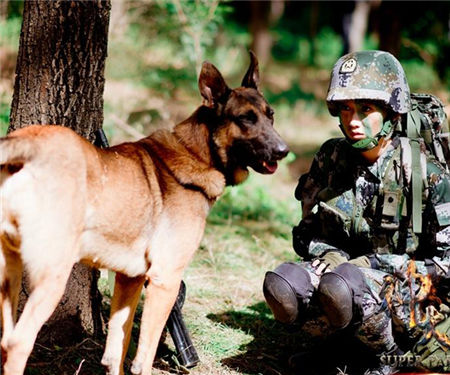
[379,118,394,139]
[339,116,395,152]
[351,136,379,150]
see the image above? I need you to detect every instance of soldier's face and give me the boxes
[337,100,387,141]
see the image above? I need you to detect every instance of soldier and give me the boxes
[263,50,450,375]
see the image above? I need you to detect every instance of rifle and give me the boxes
[167,281,200,368]
[94,129,200,368]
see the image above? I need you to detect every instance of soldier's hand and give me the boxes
[311,251,349,275]
[311,258,331,275]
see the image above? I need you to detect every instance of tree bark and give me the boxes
[9,0,111,344]
[348,1,371,53]
[373,1,402,56]
[10,0,110,142]
[249,1,284,67]
[0,0,8,21]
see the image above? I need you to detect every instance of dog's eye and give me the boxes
[237,110,257,124]
[267,108,274,118]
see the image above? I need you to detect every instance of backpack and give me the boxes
[402,93,450,169]
[395,93,449,233]
[410,315,450,372]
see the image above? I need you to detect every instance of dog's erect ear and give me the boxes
[199,62,230,108]
[241,50,260,91]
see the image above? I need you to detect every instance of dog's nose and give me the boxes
[275,142,289,159]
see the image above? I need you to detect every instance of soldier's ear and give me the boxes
[241,51,260,91]
[199,62,230,108]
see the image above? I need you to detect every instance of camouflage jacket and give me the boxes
[293,135,450,262]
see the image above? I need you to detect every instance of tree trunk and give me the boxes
[10,0,110,142]
[249,1,284,67]
[373,1,402,56]
[109,0,129,39]
[308,1,319,66]
[9,0,111,345]
[348,1,371,53]
[0,0,8,21]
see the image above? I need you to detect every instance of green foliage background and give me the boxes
[1,1,449,137]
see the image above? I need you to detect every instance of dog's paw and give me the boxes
[203,170,226,199]
[101,355,121,375]
[130,361,143,375]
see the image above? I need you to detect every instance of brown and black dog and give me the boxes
[0,52,288,375]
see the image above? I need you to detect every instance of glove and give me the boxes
[311,251,349,275]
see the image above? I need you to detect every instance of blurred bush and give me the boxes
[0,17,21,48]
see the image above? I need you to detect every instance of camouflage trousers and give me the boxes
[298,253,450,357]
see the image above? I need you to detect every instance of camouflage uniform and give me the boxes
[263,51,450,374]
[292,134,450,345]
[293,135,450,261]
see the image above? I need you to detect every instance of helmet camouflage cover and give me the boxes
[327,50,411,116]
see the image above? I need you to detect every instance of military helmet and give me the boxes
[327,50,411,116]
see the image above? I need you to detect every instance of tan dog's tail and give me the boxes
[0,136,36,172]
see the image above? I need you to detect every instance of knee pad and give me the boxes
[317,263,369,329]
[263,262,313,324]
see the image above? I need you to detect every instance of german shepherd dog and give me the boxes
[0,52,288,375]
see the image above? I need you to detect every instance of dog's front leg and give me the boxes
[102,273,145,375]
[130,209,207,374]
[130,269,182,375]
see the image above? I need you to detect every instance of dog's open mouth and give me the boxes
[262,160,278,174]
[252,160,278,174]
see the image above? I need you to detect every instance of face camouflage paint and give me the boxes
[338,105,389,151]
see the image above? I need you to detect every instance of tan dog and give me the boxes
[0,52,288,375]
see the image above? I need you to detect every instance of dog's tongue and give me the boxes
[262,161,278,174]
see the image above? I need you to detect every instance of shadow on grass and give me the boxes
[207,302,308,375]
[207,302,379,375]
[25,304,182,375]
